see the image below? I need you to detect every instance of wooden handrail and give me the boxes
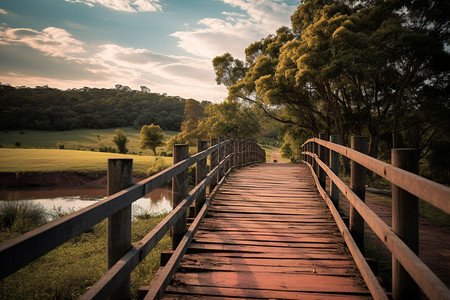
[0,138,266,298]
[303,138,450,214]
[301,138,450,300]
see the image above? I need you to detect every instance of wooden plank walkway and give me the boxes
[162,163,371,299]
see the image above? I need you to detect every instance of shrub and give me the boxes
[147,157,170,176]
[99,146,116,153]
[0,198,47,233]
[56,143,65,149]
[15,142,21,147]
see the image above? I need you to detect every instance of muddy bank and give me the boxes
[0,172,147,188]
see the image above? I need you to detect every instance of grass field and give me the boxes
[0,215,170,299]
[0,127,178,156]
[0,148,172,175]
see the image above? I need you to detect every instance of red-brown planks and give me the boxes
[162,163,370,299]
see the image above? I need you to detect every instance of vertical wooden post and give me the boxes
[218,137,224,182]
[392,149,419,300]
[107,158,133,300]
[196,141,208,216]
[349,136,368,250]
[240,138,244,166]
[318,133,329,189]
[172,144,189,250]
[313,137,319,177]
[210,138,218,191]
[330,135,340,209]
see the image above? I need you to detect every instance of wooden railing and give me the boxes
[302,136,450,300]
[0,138,265,299]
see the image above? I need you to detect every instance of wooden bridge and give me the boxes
[0,137,449,300]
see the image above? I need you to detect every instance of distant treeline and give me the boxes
[0,84,205,131]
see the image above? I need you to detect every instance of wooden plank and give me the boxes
[169,271,369,294]
[164,286,372,299]
[161,163,370,299]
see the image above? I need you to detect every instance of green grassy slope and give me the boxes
[0,127,178,155]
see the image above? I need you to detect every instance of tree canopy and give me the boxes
[139,124,165,156]
[213,0,450,182]
[0,84,187,131]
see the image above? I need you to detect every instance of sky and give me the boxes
[0,0,299,102]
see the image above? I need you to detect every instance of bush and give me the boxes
[99,146,116,153]
[56,143,65,149]
[15,142,21,147]
[147,157,170,176]
[0,198,47,233]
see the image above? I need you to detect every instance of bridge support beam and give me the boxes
[392,148,419,300]
[172,144,189,250]
[349,136,368,250]
[107,158,133,300]
[196,141,208,216]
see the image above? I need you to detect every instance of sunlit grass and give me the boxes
[0,148,172,175]
[0,214,170,299]
[0,127,178,155]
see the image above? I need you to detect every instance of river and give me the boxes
[0,186,173,218]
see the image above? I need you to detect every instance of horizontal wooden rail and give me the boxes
[0,138,266,299]
[301,137,450,300]
[303,138,450,214]
[303,159,388,300]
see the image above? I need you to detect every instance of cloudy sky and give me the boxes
[0,0,299,102]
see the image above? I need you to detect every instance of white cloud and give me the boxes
[0,27,85,57]
[171,0,297,60]
[64,0,162,12]
[0,26,227,101]
[0,8,7,15]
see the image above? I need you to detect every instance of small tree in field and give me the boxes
[139,124,165,156]
[113,129,129,154]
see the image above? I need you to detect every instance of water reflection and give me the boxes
[0,186,173,217]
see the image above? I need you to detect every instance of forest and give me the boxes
[212,0,449,183]
[0,84,197,131]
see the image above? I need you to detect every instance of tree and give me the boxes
[113,129,128,154]
[139,124,165,156]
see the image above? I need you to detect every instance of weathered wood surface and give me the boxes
[162,163,370,299]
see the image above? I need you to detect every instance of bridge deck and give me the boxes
[162,163,371,299]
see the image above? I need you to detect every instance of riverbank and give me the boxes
[0,171,148,189]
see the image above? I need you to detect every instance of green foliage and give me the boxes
[56,143,64,149]
[147,157,170,176]
[196,102,260,140]
[212,0,450,182]
[139,124,165,156]
[0,197,47,233]
[98,145,116,153]
[0,85,186,131]
[112,129,129,154]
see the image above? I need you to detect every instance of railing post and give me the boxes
[196,141,208,216]
[392,149,419,300]
[218,137,225,181]
[240,138,244,166]
[330,135,340,209]
[107,158,133,300]
[349,136,368,250]
[210,138,218,191]
[319,133,329,189]
[313,136,319,178]
[172,144,189,250]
